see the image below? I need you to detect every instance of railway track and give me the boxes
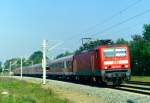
[127,81,150,86]
[111,82,150,96]
[49,77,150,96]
[12,75,150,96]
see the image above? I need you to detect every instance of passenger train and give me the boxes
[14,44,131,85]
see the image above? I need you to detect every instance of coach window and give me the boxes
[59,62,64,68]
[54,64,56,68]
[52,64,54,68]
[56,63,58,68]
[59,63,61,68]
[64,61,67,69]
[52,64,55,68]
[66,61,71,68]
[58,63,60,68]
[66,61,69,68]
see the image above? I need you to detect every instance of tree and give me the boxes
[142,24,150,75]
[0,61,2,72]
[3,58,25,70]
[129,34,145,75]
[142,42,150,75]
[143,24,150,41]
[115,38,128,44]
[75,39,113,54]
[28,51,43,64]
[55,51,73,59]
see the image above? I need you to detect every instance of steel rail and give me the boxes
[127,81,150,86]
[112,87,150,96]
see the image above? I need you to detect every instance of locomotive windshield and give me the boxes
[115,48,126,56]
[103,48,115,57]
[103,48,127,57]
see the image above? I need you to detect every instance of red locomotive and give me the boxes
[14,44,131,85]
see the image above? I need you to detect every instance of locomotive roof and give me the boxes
[75,44,128,55]
[93,44,128,50]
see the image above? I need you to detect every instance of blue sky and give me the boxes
[0,0,150,61]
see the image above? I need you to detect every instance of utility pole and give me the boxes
[2,66,4,75]
[28,60,34,74]
[21,57,23,78]
[41,40,63,84]
[42,40,48,85]
[31,61,33,74]
[8,60,18,76]
[9,61,11,76]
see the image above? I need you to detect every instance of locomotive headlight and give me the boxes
[104,66,108,69]
[125,65,128,68]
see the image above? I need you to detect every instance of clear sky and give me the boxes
[0,0,150,61]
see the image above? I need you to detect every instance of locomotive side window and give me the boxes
[59,62,64,68]
[103,48,115,57]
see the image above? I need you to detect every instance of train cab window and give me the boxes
[103,48,115,57]
[115,48,126,57]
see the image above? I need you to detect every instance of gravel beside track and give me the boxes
[5,76,150,103]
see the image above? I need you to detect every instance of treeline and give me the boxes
[0,51,44,72]
[56,24,150,76]
[129,24,150,76]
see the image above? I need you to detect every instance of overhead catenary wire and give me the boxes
[65,0,143,42]
[63,8,150,53]
[81,0,143,34]
[91,9,150,37]
[112,21,148,37]
[50,0,145,56]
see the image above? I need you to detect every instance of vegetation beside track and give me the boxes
[131,76,150,82]
[0,77,68,103]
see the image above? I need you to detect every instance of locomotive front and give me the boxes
[99,45,131,85]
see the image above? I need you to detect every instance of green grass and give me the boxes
[131,76,150,82]
[0,78,68,103]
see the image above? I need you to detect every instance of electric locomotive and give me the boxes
[73,45,130,85]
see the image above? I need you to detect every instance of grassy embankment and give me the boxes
[131,76,150,82]
[0,77,68,103]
